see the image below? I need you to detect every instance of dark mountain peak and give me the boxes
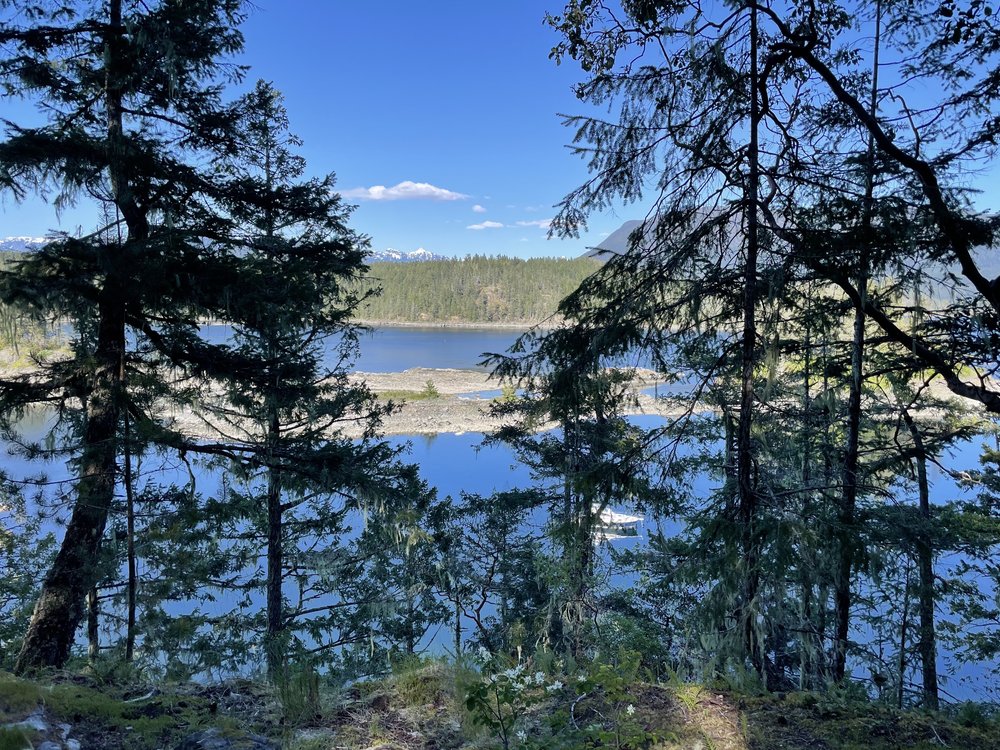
[581,220,644,260]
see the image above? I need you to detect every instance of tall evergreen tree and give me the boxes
[191,79,409,679]
[544,0,1000,688]
[488,325,660,656]
[0,0,365,672]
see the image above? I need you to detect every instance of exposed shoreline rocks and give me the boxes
[345,367,680,438]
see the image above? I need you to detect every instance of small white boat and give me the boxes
[592,504,643,542]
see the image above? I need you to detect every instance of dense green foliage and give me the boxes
[497,0,1000,709]
[355,256,601,324]
[0,0,428,680]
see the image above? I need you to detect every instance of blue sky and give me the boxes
[1,2,626,258]
[4,3,998,257]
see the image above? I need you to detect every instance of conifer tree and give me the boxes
[0,0,376,672]
[487,325,663,656]
[188,78,414,679]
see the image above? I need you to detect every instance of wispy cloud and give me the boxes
[467,220,504,230]
[472,204,487,213]
[341,180,468,201]
[515,218,552,230]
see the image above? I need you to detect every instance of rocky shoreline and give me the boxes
[345,366,678,438]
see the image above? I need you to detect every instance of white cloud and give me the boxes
[472,204,487,213]
[340,180,468,201]
[467,220,504,230]
[515,218,553,230]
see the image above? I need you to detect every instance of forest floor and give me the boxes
[0,664,996,750]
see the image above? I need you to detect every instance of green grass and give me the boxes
[376,388,442,401]
[0,726,34,750]
[0,671,243,750]
[0,667,995,750]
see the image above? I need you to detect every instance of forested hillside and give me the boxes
[356,256,601,324]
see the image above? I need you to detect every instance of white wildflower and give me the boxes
[515,729,527,742]
[625,704,636,716]
[534,671,545,685]
[546,680,564,693]
[576,674,587,683]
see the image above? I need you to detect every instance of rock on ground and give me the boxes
[173,728,279,750]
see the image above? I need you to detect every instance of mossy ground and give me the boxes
[0,666,996,749]
[285,663,998,750]
[0,671,256,749]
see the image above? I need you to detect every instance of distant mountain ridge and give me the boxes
[1,237,446,263]
[367,247,446,262]
[0,236,47,253]
[583,219,1000,303]
[583,220,643,259]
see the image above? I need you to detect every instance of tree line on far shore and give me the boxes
[354,256,601,325]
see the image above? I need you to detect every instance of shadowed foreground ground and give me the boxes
[0,664,995,749]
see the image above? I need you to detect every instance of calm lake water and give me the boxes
[7,326,997,699]
[199,323,526,373]
[356,325,525,372]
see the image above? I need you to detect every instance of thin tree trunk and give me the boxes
[818,335,833,682]
[834,0,882,684]
[799,315,814,690]
[87,587,99,662]
[902,409,939,709]
[406,591,416,655]
[124,407,137,663]
[897,562,912,709]
[834,303,865,682]
[737,0,763,678]
[266,410,284,680]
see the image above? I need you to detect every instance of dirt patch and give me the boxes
[351,368,501,396]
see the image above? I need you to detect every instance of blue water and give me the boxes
[356,326,525,372]
[200,323,525,373]
[7,326,998,699]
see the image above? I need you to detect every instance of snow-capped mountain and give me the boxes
[0,236,48,253]
[2,238,449,264]
[367,247,446,262]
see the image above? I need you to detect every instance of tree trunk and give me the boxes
[834,300,864,682]
[834,0,881,683]
[902,409,939,709]
[124,407,137,663]
[14,289,125,672]
[897,562,912,709]
[87,587,99,663]
[737,0,763,679]
[799,315,814,690]
[265,411,284,680]
[15,0,139,672]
